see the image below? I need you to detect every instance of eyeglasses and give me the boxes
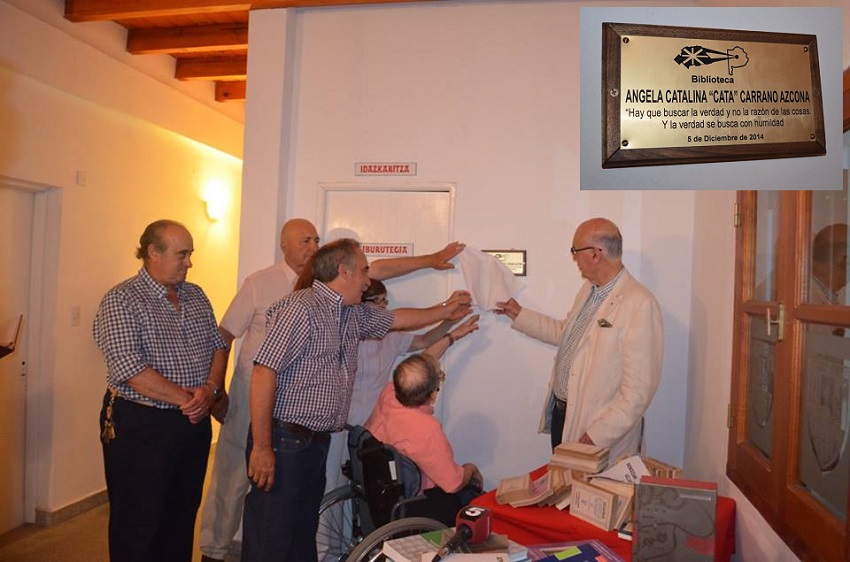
[436,370,446,392]
[364,295,388,305]
[570,246,598,256]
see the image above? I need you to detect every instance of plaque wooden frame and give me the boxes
[483,249,527,276]
[602,22,826,168]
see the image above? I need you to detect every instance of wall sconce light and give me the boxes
[203,179,229,221]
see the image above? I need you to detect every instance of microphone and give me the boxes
[432,506,492,562]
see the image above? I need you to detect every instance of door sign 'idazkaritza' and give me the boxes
[601,22,825,168]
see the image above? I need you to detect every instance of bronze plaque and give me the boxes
[602,23,825,168]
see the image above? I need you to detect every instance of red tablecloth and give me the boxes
[472,467,736,561]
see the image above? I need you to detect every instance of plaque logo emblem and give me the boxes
[674,45,749,75]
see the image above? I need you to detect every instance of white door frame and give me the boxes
[1,175,59,524]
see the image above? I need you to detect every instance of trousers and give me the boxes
[199,373,252,558]
[100,391,211,562]
[241,423,330,562]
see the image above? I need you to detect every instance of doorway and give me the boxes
[320,184,455,310]
[0,186,34,534]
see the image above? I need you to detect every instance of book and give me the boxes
[383,529,528,562]
[550,442,609,473]
[632,477,717,561]
[641,456,683,480]
[538,466,571,507]
[569,480,617,531]
[595,455,650,484]
[616,521,634,542]
[419,554,509,562]
[588,477,634,529]
[508,472,553,508]
[0,314,22,360]
[496,473,533,505]
[526,539,625,562]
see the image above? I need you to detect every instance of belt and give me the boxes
[553,396,567,411]
[273,420,331,442]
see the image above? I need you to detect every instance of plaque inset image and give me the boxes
[602,23,825,168]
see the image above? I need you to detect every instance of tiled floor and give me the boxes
[0,450,224,562]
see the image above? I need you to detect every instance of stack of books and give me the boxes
[550,442,610,474]
[495,467,572,509]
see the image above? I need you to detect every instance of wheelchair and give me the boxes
[317,425,448,561]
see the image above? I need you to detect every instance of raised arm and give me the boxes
[391,290,472,331]
[370,242,465,281]
[416,314,480,360]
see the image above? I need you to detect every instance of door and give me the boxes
[321,186,455,311]
[0,186,33,534]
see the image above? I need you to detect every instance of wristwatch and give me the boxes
[208,382,223,401]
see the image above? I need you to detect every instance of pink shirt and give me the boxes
[364,383,464,493]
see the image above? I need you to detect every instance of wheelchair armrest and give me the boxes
[389,494,429,521]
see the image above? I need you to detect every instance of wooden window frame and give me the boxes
[727,69,850,560]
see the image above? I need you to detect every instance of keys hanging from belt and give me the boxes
[101,388,118,444]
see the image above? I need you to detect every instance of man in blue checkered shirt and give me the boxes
[241,237,472,562]
[93,219,229,562]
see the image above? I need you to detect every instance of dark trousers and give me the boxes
[404,484,484,527]
[100,392,211,562]
[550,396,566,451]
[241,423,330,562]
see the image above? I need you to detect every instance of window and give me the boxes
[728,186,850,560]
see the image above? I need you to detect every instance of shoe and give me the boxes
[200,556,224,562]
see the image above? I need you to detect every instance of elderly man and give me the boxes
[496,218,663,460]
[242,238,472,562]
[200,218,464,562]
[93,219,228,562]
[365,353,483,526]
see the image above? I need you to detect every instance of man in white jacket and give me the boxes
[496,218,663,461]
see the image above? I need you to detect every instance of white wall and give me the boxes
[0,1,243,516]
[246,0,696,484]
[240,1,850,560]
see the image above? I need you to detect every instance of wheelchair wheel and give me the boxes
[344,516,448,562]
[317,484,362,561]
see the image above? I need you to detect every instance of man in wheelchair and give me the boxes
[364,353,484,526]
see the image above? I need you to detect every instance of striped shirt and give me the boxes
[552,268,624,401]
[93,267,227,408]
[254,280,394,431]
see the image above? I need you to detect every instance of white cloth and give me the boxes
[458,246,522,311]
[199,261,298,558]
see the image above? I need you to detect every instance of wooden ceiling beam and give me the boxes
[128,24,249,55]
[216,81,247,102]
[65,0,441,22]
[176,56,248,80]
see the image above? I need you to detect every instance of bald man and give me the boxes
[812,223,848,306]
[496,218,663,461]
[200,219,465,562]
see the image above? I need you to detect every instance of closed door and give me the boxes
[0,186,33,534]
[321,186,454,311]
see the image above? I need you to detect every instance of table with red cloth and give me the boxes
[471,466,736,561]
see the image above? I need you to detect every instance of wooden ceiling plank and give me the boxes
[127,24,249,55]
[216,81,247,102]
[66,0,442,22]
[176,57,248,80]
